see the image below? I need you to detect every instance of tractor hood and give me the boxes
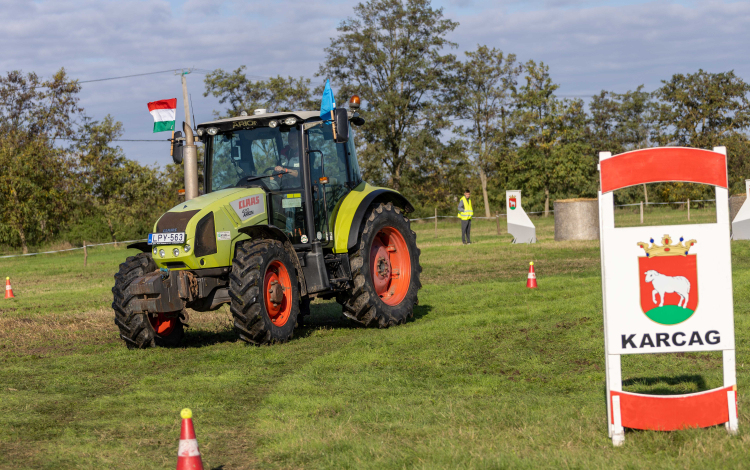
[151,187,268,271]
[153,187,266,233]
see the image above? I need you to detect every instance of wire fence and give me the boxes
[0,239,147,260]
[410,199,717,221]
[0,199,720,259]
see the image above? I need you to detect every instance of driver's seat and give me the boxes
[234,147,254,175]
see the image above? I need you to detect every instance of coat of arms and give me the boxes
[509,196,517,210]
[637,235,698,325]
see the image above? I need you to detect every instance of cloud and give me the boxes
[0,0,747,167]
[0,0,342,166]
[447,0,750,95]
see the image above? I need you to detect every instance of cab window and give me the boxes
[208,126,302,192]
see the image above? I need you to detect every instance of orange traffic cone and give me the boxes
[5,277,14,299]
[176,408,204,470]
[526,262,537,289]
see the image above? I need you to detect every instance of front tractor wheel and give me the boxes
[338,202,422,327]
[230,240,300,345]
[112,253,185,349]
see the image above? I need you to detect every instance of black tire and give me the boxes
[297,296,311,327]
[229,240,300,345]
[112,253,185,349]
[338,202,421,327]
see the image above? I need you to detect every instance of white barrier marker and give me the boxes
[506,190,536,244]
[731,179,750,240]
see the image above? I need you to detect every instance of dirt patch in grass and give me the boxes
[0,306,236,356]
[0,307,115,355]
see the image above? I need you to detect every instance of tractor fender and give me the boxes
[343,187,415,252]
[237,225,307,296]
[238,224,290,243]
[127,242,151,253]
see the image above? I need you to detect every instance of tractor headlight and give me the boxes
[195,128,204,137]
[283,117,296,126]
[183,244,191,253]
[207,127,218,136]
[173,248,180,257]
[268,120,278,128]
[159,249,166,258]
[153,247,157,255]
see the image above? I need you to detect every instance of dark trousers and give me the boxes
[461,219,471,244]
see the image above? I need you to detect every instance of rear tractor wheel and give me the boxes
[338,202,421,327]
[230,240,300,345]
[112,253,185,349]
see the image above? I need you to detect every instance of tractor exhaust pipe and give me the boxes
[182,122,199,200]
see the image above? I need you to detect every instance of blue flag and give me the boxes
[319,79,336,120]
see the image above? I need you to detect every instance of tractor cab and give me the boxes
[195,109,361,248]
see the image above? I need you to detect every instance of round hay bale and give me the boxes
[554,198,599,241]
[729,194,746,223]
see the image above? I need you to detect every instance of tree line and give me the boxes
[2,0,750,252]
[205,0,750,218]
[0,70,184,253]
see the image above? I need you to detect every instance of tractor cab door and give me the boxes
[253,127,308,244]
[306,124,352,247]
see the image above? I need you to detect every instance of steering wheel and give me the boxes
[261,166,289,176]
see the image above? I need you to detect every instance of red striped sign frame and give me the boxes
[611,386,737,431]
[600,147,727,193]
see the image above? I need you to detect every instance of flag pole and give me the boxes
[331,110,337,140]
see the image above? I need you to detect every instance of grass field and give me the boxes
[1,207,749,469]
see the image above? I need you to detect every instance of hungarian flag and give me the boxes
[147,98,176,133]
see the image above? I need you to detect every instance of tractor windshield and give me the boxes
[209,126,302,192]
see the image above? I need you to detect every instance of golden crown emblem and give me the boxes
[637,235,696,257]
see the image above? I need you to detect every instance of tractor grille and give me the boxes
[194,212,217,257]
[155,210,199,233]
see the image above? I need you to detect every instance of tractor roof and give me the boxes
[197,110,320,127]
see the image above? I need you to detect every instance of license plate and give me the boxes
[148,232,186,245]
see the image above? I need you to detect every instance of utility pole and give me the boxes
[180,70,192,129]
[177,69,198,200]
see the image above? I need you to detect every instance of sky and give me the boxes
[1,0,749,168]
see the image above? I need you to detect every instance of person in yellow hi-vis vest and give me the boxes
[457,189,473,244]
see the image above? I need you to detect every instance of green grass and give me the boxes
[613,202,717,228]
[1,208,750,469]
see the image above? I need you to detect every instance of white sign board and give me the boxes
[599,147,737,446]
[506,190,536,244]
[230,194,265,221]
[731,180,750,240]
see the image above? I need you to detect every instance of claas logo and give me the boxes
[238,196,261,209]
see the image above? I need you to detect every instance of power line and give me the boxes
[78,68,211,84]
[59,137,169,142]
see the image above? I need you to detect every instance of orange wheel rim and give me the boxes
[149,312,176,336]
[264,260,293,327]
[369,227,412,306]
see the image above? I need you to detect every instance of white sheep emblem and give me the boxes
[644,270,691,308]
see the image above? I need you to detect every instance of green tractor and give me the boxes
[112,98,421,347]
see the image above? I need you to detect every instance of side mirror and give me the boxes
[333,108,349,143]
[171,131,184,164]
